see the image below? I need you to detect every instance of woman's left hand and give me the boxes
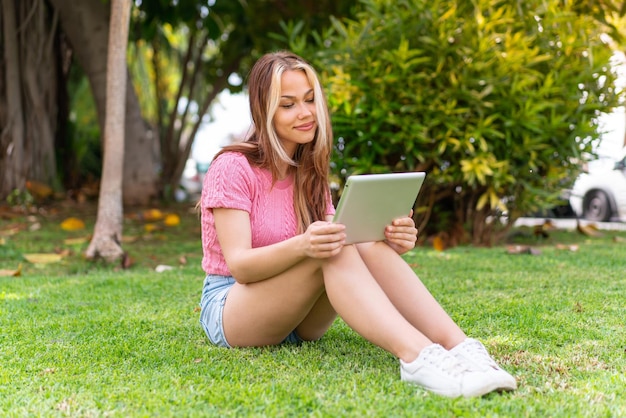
[384,211,418,255]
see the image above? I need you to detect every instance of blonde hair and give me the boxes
[215,51,333,232]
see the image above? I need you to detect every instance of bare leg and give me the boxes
[223,241,513,397]
[355,241,467,350]
[224,244,434,362]
[321,245,432,361]
[293,290,336,341]
[223,257,336,347]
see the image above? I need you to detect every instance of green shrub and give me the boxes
[297,0,623,244]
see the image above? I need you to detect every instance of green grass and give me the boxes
[1,204,626,417]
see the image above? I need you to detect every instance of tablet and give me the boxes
[333,172,426,244]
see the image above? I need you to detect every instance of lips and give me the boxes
[295,122,315,131]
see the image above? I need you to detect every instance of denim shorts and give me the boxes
[199,275,304,348]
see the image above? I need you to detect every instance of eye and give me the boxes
[280,103,294,109]
[305,97,315,103]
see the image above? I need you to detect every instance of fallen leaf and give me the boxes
[0,225,24,237]
[121,235,139,243]
[124,212,140,221]
[555,244,579,252]
[64,237,89,246]
[193,358,203,363]
[577,221,603,237]
[142,208,165,222]
[55,248,72,257]
[81,181,99,198]
[60,217,86,231]
[155,264,174,273]
[613,236,626,243]
[506,245,541,255]
[29,222,42,231]
[144,223,162,233]
[432,235,446,252]
[506,245,520,254]
[0,264,22,277]
[0,206,22,219]
[23,253,63,264]
[25,180,53,200]
[179,255,187,265]
[164,213,180,227]
[75,192,87,204]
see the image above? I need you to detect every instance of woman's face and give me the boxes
[273,70,317,157]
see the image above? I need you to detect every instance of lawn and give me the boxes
[1,202,625,417]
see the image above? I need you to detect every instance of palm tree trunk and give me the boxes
[85,0,131,262]
[48,0,159,205]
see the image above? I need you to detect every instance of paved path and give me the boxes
[514,217,626,231]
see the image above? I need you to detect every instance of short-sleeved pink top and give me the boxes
[200,152,335,276]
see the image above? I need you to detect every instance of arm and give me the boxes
[214,208,346,284]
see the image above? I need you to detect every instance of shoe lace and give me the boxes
[458,339,499,370]
[423,345,470,378]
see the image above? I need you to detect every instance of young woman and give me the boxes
[199,51,517,398]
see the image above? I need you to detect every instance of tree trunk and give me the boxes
[85,0,131,262]
[0,0,25,194]
[0,0,58,200]
[48,0,159,206]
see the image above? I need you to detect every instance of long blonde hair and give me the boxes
[215,51,333,232]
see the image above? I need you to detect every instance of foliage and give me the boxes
[574,0,626,43]
[128,0,359,199]
[65,65,103,186]
[129,0,245,198]
[4,190,34,207]
[1,205,626,415]
[292,0,624,245]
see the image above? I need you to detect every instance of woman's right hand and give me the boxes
[302,221,346,259]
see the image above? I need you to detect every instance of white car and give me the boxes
[569,149,626,222]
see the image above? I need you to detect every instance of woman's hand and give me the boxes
[384,211,418,255]
[301,221,346,259]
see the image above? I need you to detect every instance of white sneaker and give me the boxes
[450,338,517,392]
[400,344,502,397]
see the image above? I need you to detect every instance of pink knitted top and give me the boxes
[200,152,335,276]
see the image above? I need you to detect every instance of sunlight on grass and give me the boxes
[1,208,626,416]
[0,290,28,301]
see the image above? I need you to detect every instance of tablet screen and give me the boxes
[333,172,426,244]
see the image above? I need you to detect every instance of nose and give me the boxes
[298,102,313,119]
